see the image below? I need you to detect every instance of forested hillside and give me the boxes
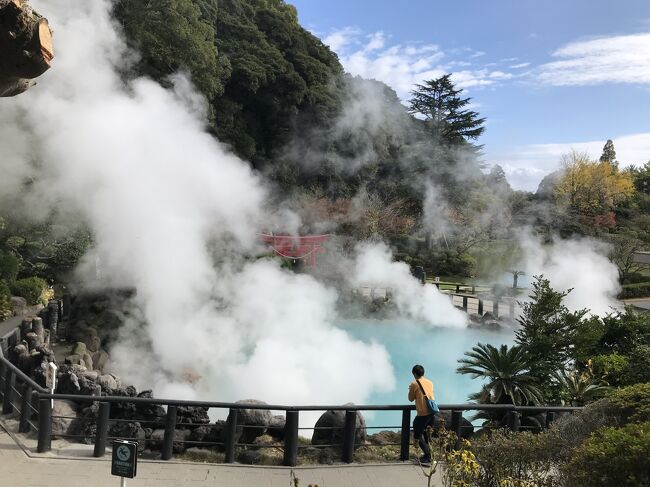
[1,0,648,309]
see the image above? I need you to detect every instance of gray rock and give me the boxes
[71,342,87,355]
[237,449,262,465]
[10,296,27,316]
[97,374,117,391]
[64,354,84,366]
[189,423,224,448]
[150,428,191,453]
[92,350,109,373]
[312,406,367,448]
[109,422,146,452]
[82,370,99,381]
[267,415,286,441]
[51,400,80,438]
[235,400,272,444]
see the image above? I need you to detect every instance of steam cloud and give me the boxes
[0,0,400,407]
[518,232,621,316]
[352,243,467,328]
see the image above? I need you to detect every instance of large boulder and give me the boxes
[150,428,191,454]
[10,296,27,316]
[235,400,272,444]
[432,411,474,439]
[312,407,367,448]
[92,350,110,374]
[189,422,224,449]
[177,406,210,427]
[109,422,146,452]
[51,400,80,438]
[267,415,286,441]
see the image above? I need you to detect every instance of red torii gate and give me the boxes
[259,233,331,267]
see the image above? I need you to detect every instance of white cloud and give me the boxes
[325,27,514,99]
[537,33,650,85]
[487,132,650,191]
[510,62,531,69]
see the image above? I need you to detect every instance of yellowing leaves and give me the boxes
[554,151,635,215]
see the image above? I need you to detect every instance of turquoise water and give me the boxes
[341,320,514,429]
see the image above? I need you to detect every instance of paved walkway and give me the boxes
[0,423,434,487]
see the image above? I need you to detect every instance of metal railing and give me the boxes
[0,351,581,466]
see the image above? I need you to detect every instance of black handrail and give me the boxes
[0,348,581,466]
[32,392,581,412]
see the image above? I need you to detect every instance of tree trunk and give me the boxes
[0,0,53,97]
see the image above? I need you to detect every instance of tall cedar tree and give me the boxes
[408,74,486,146]
[514,276,591,401]
[600,139,617,165]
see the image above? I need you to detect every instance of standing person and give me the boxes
[408,364,435,463]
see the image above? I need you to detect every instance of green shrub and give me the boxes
[0,279,12,320]
[605,383,650,424]
[619,282,650,299]
[592,353,630,386]
[623,345,650,385]
[0,250,19,282]
[470,430,561,487]
[10,276,46,305]
[565,421,650,487]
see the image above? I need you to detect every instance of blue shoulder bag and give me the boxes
[416,379,439,414]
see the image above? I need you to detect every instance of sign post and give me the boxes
[45,362,57,408]
[111,440,138,485]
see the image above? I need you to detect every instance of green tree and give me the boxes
[114,0,226,98]
[457,343,542,405]
[514,276,592,399]
[408,74,486,146]
[599,139,617,165]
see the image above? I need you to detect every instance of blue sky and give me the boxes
[290,0,650,191]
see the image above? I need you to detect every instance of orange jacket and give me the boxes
[408,377,435,416]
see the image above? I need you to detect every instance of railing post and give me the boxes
[506,410,519,432]
[37,397,52,452]
[2,368,15,414]
[283,410,299,467]
[493,301,499,317]
[462,296,468,311]
[455,284,460,293]
[19,384,33,433]
[478,299,484,315]
[342,410,356,463]
[545,411,556,430]
[224,408,238,463]
[162,405,177,460]
[400,408,411,461]
[509,301,515,319]
[451,410,462,448]
[94,401,110,457]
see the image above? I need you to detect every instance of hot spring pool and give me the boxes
[341,320,514,428]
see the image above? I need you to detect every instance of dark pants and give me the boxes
[413,414,434,458]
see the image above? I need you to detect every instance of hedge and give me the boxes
[10,276,47,305]
[565,421,650,487]
[618,282,650,299]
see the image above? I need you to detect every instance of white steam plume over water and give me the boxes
[352,243,467,328]
[519,233,621,316]
[0,0,396,406]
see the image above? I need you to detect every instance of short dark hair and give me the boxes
[412,365,424,378]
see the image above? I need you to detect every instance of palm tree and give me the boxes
[457,343,543,406]
[553,369,610,406]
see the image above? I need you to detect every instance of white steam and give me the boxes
[352,243,467,328]
[0,0,396,406]
[519,233,621,316]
